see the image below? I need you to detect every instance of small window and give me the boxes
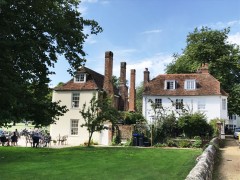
[70,119,79,135]
[229,114,236,120]
[75,73,86,83]
[222,99,226,110]
[176,99,183,109]
[184,80,196,90]
[155,99,162,108]
[164,80,176,90]
[198,100,206,110]
[72,93,80,108]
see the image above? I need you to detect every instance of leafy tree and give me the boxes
[80,93,120,147]
[0,0,102,126]
[121,111,145,125]
[178,112,213,138]
[165,27,240,116]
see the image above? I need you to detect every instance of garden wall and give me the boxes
[185,137,219,180]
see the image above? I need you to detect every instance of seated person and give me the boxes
[0,133,8,146]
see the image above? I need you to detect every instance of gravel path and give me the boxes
[218,136,240,180]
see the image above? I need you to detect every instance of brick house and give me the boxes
[50,51,136,145]
[142,64,228,133]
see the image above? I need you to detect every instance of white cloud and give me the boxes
[112,53,173,86]
[141,29,162,34]
[199,19,240,30]
[228,32,240,45]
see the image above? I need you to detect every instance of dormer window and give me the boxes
[74,73,86,83]
[184,79,196,90]
[164,80,176,90]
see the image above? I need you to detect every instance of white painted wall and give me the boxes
[142,95,228,123]
[50,90,106,145]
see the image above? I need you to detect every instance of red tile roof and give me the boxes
[143,73,228,96]
[54,66,104,91]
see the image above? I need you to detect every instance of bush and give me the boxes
[192,139,202,148]
[154,143,167,147]
[177,140,192,148]
[166,139,177,147]
[124,139,132,146]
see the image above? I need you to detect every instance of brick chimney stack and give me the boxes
[119,62,128,111]
[143,68,150,88]
[129,69,136,112]
[197,63,209,74]
[103,51,114,98]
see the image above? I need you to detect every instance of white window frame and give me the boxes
[74,73,86,83]
[70,119,79,135]
[72,93,80,108]
[222,99,226,110]
[184,79,196,90]
[155,98,162,108]
[164,80,176,90]
[176,99,183,109]
[198,99,206,110]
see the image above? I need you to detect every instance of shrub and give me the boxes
[177,140,191,148]
[154,143,167,147]
[192,139,202,148]
[166,139,177,147]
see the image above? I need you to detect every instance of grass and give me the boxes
[0,146,201,180]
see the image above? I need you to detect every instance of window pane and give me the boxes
[71,119,79,135]
[72,93,80,108]
[176,99,183,109]
[155,99,162,108]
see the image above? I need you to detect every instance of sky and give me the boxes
[49,0,240,87]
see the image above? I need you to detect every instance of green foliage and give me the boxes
[0,0,102,126]
[177,139,192,148]
[209,118,224,137]
[121,111,146,125]
[178,112,213,139]
[154,143,167,147]
[192,139,202,148]
[166,139,177,147]
[112,135,121,145]
[80,93,120,146]
[165,27,240,116]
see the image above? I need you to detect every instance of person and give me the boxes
[11,132,18,146]
[0,133,9,146]
[32,132,40,148]
[44,133,51,147]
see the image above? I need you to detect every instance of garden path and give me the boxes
[218,135,240,180]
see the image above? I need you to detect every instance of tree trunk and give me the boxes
[88,131,94,147]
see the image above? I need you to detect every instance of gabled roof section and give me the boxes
[143,73,228,96]
[54,66,104,91]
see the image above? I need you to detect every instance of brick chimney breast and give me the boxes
[144,68,150,88]
[119,62,128,111]
[129,69,136,112]
[103,51,114,98]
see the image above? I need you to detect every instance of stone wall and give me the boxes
[185,138,219,180]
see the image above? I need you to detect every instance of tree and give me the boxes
[178,112,212,139]
[0,0,102,126]
[165,27,240,116]
[80,93,120,146]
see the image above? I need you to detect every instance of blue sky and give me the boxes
[49,0,240,87]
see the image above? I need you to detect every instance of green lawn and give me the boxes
[0,146,201,180]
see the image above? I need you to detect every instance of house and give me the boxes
[226,114,240,130]
[142,64,228,133]
[50,51,136,145]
